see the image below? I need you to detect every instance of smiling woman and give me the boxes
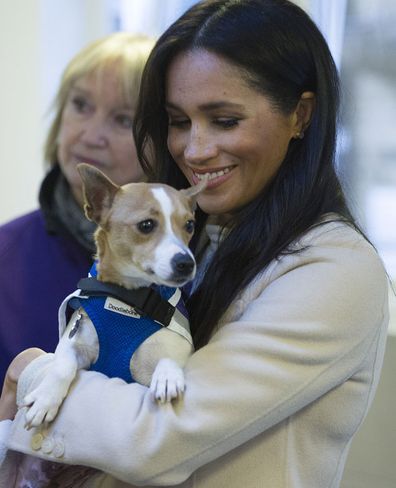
[165,49,314,216]
[0,33,155,383]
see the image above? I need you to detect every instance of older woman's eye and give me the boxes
[71,96,90,113]
[115,113,133,129]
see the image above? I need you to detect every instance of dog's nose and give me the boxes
[171,253,195,278]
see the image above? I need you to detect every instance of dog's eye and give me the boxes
[137,219,156,234]
[185,220,195,234]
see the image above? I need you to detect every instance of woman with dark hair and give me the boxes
[134,0,354,349]
[0,1,389,487]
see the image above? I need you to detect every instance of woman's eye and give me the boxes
[185,220,195,234]
[115,114,133,129]
[214,118,239,129]
[137,219,157,234]
[71,96,90,113]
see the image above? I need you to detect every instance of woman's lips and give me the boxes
[73,155,106,168]
[191,166,236,188]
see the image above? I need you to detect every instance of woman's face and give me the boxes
[57,67,144,206]
[165,50,302,216]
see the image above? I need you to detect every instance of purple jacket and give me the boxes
[0,208,92,383]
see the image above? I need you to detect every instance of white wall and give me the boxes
[118,0,197,36]
[0,0,42,224]
[0,0,113,224]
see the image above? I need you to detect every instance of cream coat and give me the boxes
[3,218,390,487]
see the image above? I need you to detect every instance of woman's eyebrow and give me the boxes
[165,100,245,111]
[69,85,133,111]
[69,85,90,96]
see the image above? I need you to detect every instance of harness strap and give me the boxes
[77,277,175,327]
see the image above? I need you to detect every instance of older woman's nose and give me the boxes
[79,116,108,147]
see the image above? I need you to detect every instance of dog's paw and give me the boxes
[22,387,64,429]
[150,358,185,403]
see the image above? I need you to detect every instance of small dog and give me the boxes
[23,163,205,428]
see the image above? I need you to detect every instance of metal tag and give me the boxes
[68,312,82,339]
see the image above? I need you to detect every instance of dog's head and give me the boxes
[78,163,206,289]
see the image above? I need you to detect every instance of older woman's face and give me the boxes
[57,68,144,206]
[165,50,303,216]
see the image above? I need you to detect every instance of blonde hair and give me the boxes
[44,32,155,166]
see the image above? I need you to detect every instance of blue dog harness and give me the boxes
[58,263,192,383]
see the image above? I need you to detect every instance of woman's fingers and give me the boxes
[0,348,46,420]
[6,348,46,385]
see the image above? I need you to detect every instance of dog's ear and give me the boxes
[180,176,208,209]
[77,163,120,225]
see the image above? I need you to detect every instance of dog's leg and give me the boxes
[23,310,98,428]
[131,328,193,403]
[22,343,79,428]
[150,357,186,403]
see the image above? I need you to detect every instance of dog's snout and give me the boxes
[171,253,195,277]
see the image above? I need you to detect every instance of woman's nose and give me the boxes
[79,116,108,147]
[184,126,217,164]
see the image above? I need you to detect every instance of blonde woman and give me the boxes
[0,33,155,383]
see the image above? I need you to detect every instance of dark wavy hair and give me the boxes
[134,0,358,348]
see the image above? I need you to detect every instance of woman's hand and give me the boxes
[0,348,45,421]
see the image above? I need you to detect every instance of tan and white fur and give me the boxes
[23,163,205,429]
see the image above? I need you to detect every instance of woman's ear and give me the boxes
[293,91,316,139]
